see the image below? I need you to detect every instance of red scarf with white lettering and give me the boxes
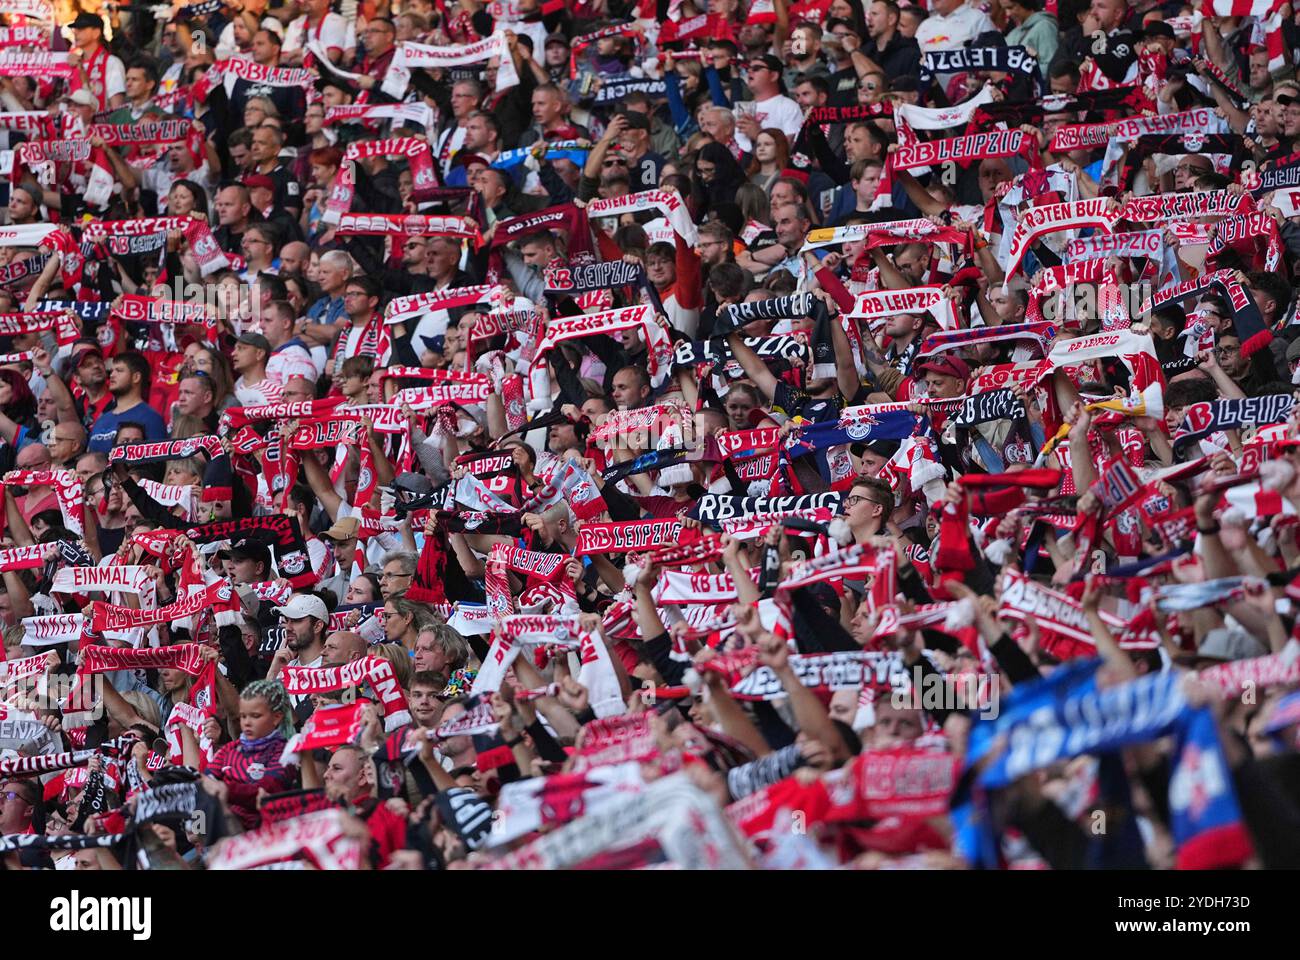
[280,656,411,729]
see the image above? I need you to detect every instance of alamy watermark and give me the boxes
[891,666,1001,720]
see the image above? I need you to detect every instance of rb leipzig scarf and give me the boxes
[280,702,366,764]
[90,119,190,146]
[78,642,205,675]
[891,129,1039,172]
[921,44,1042,94]
[88,581,239,633]
[334,213,481,246]
[531,305,674,389]
[181,516,315,588]
[280,656,411,730]
[1172,395,1296,451]
[393,372,492,409]
[957,660,1251,870]
[384,284,496,325]
[671,335,808,371]
[690,491,841,524]
[919,320,1058,358]
[2,469,82,535]
[0,51,72,79]
[0,543,53,571]
[1049,106,1221,152]
[20,614,84,647]
[1119,189,1253,223]
[1005,198,1119,277]
[998,570,1125,661]
[207,809,363,870]
[576,519,684,556]
[586,189,698,245]
[1144,269,1272,358]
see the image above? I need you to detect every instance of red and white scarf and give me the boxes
[1005,198,1119,276]
[88,580,239,633]
[280,656,411,729]
[78,642,206,675]
[207,809,363,870]
[3,469,82,534]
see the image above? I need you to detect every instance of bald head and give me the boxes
[280,241,310,275]
[322,630,366,666]
[17,442,51,470]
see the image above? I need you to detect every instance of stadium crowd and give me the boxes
[0,0,1298,871]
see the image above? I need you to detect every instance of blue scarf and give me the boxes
[238,731,285,754]
[954,660,1249,869]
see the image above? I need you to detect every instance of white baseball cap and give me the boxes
[273,594,328,623]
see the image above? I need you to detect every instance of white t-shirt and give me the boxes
[914,4,995,55]
[734,95,805,153]
[283,12,350,59]
[267,344,318,385]
[235,375,280,406]
[102,54,127,102]
[215,16,284,60]
[144,161,214,212]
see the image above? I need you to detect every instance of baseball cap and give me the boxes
[393,472,434,496]
[749,53,785,73]
[454,152,490,169]
[236,332,272,353]
[914,356,971,381]
[618,110,651,131]
[229,536,273,565]
[67,89,98,108]
[273,594,329,623]
[851,438,901,459]
[68,11,103,30]
[321,516,360,541]
[242,173,275,192]
[544,33,569,48]
[72,343,103,367]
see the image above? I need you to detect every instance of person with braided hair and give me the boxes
[199,680,298,830]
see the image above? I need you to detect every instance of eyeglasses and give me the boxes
[344,290,370,299]
[380,571,412,581]
[843,494,880,507]
[1,790,31,804]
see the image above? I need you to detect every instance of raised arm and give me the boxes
[724,330,780,401]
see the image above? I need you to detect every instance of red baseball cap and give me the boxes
[914,356,970,381]
[72,343,103,367]
[242,173,275,191]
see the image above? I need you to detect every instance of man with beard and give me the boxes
[172,373,219,434]
[87,352,167,453]
[320,742,408,868]
[267,593,329,715]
